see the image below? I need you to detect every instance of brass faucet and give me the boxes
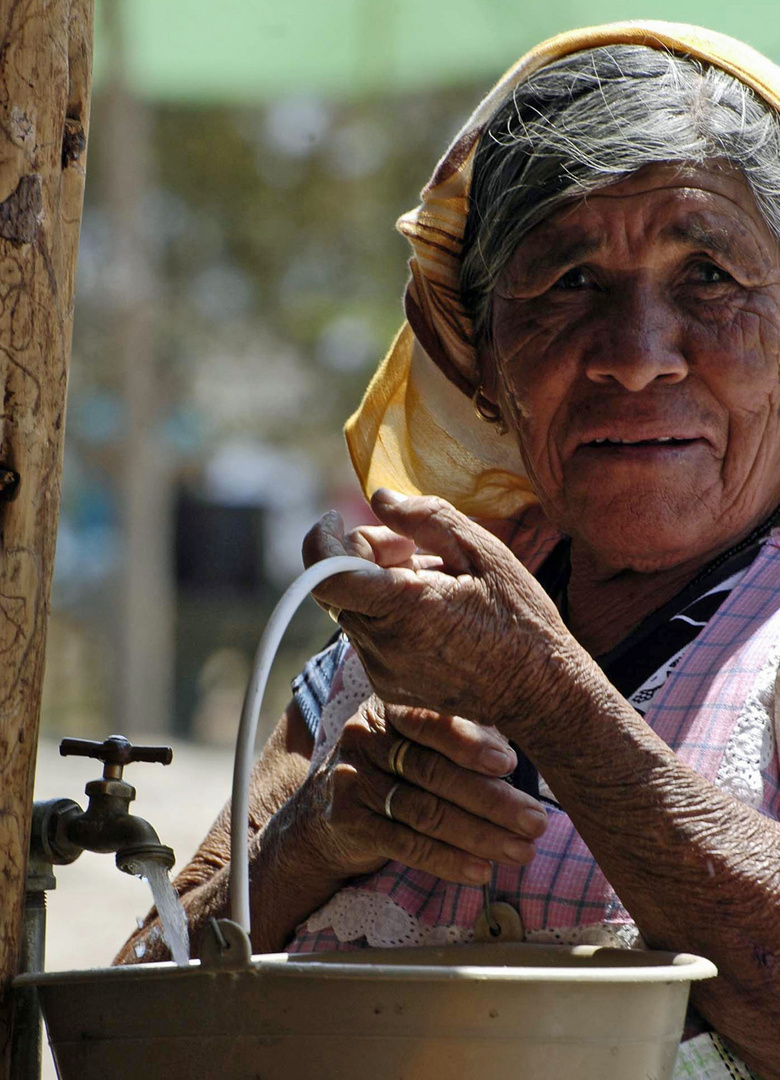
[31,734,175,875]
[13,737,176,1080]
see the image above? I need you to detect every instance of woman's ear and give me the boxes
[472,336,508,435]
[476,336,500,404]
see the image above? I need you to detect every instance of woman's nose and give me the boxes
[582,285,688,390]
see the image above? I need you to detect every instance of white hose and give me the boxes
[230,556,381,933]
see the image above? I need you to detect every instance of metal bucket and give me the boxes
[16,942,717,1080]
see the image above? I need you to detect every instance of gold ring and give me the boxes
[384,782,402,821]
[388,737,412,778]
[327,605,342,624]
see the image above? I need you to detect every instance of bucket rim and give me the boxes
[14,943,717,987]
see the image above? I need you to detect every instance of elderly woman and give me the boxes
[120,20,780,1079]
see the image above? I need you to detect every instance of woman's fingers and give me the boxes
[351,700,546,837]
[322,703,546,887]
[372,778,539,867]
[326,764,534,885]
[346,524,420,568]
[302,511,415,618]
[383,705,515,774]
[370,489,498,576]
[363,816,494,885]
[301,511,405,619]
[302,513,418,570]
[301,497,498,634]
[302,495,567,725]
[385,742,546,839]
[302,509,350,563]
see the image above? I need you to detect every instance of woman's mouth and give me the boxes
[585,436,697,447]
[577,435,705,458]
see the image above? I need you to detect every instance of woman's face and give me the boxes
[483,162,780,573]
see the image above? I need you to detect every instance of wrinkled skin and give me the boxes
[485,162,780,581]
[301,491,780,1079]
[295,697,546,885]
[301,499,570,727]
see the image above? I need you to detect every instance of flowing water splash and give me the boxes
[138,859,191,966]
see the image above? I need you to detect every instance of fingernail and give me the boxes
[377,488,409,505]
[519,807,547,836]
[464,860,491,884]
[480,747,516,774]
[503,838,531,862]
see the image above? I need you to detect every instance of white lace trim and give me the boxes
[303,889,643,951]
[714,644,780,807]
[525,922,643,949]
[305,890,473,947]
[310,647,372,771]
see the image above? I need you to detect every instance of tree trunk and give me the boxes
[0,1,93,1076]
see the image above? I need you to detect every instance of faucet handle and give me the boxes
[60,734,173,768]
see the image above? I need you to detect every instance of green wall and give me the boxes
[97,0,780,103]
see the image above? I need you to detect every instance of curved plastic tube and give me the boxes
[230,556,381,933]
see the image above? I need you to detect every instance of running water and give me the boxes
[139,859,191,966]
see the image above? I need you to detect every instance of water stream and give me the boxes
[138,859,191,966]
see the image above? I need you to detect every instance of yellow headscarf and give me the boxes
[344,21,780,519]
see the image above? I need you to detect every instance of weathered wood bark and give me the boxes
[0,1,93,1076]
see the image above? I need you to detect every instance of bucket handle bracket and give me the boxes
[201,918,253,971]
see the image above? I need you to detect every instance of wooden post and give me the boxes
[0,1,93,1076]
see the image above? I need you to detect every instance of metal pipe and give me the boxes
[231,556,380,931]
[10,889,47,1080]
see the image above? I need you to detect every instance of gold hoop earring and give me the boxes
[472,387,508,436]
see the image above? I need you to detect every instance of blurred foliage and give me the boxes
[43,80,483,742]
[71,84,480,466]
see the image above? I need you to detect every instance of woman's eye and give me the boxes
[692,262,734,285]
[551,267,592,290]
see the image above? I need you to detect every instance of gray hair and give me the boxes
[460,45,780,344]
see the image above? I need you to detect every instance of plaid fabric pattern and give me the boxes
[291,633,349,740]
[289,535,780,955]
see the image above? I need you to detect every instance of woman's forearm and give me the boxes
[190,793,350,957]
[505,648,780,1078]
[245,787,354,953]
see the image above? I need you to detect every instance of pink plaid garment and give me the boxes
[288,534,780,954]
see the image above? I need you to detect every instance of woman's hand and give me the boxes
[300,696,547,886]
[303,490,580,728]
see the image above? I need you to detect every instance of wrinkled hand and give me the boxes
[303,490,572,727]
[301,696,546,885]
